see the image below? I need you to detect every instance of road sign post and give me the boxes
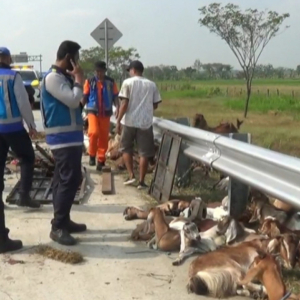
[90,18,122,69]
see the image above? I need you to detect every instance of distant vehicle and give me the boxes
[11,65,42,104]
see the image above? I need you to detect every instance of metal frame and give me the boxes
[149,131,182,202]
[6,176,85,205]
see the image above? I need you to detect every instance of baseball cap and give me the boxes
[126,60,144,72]
[95,61,107,70]
[0,47,11,56]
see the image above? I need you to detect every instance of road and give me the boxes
[0,110,241,300]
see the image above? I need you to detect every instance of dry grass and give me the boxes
[283,268,300,294]
[36,245,84,264]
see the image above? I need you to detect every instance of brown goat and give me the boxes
[259,218,300,238]
[239,253,299,300]
[123,200,191,221]
[249,197,288,225]
[187,235,299,298]
[192,113,243,134]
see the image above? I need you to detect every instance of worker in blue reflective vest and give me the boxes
[41,41,86,246]
[0,47,40,254]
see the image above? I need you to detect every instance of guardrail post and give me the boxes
[227,133,251,218]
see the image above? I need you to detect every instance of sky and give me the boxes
[1,0,298,72]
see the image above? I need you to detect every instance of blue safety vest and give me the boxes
[85,76,117,116]
[40,67,83,148]
[0,67,24,133]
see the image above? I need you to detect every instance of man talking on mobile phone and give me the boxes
[40,41,86,246]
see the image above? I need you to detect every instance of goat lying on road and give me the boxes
[144,208,201,255]
[123,199,191,221]
[250,197,288,224]
[251,198,300,231]
[216,215,262,245]
[239,253,299,300]
[130,199,214,241]
[259,218,300,238]
[187,234,299,298]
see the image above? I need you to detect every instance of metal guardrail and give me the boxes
[111,114,300,209]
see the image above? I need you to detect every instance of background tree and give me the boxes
[80,46,140,84]
[198,3,290,117]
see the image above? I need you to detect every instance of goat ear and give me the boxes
[249,207,261,223]
[267,237,281,253]
[225,219,239,244]
[270,223,281,237]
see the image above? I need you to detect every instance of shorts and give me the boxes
[120,125,155,158]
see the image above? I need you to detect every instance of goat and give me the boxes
[144,208,201,255]
[260,218,300,238]
[239,253,299,300]
[192,114,242,134]
[129,198,213,242]
[123,200,190,221]
[249,197,288,225]
[259,218,300,268]
[216,215,262,245]
[205,196,229,221]
[130,214,216,242]
[187,235,299,298]
[124,198,206,221]
[251,198,300,231]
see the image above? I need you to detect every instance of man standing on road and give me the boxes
[41,41,86,246]
[83,61,119,171]
[0,47,39,253]
[116,60,161,189]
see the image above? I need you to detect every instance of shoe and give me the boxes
[50,228,77,246]
[137,182,148,190]
[123,176,136,186]
[17,195,40,208]
[96,162,105,172]
[66,220,87,233]
[89,156,96,166]
[0,238,23,254]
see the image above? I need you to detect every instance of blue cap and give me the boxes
[0,47,11,56]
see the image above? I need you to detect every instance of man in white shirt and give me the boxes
[116,60,161,189]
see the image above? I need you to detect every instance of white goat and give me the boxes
[206,196,229,221]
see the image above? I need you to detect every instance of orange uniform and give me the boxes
[84,78,118,163]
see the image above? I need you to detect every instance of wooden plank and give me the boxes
[102,166,113,195]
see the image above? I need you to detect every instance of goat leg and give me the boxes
[173,247,199,266]
[147,236,157,250]
[241,283,267,299]
[123,207,148,220]
[236,289,251,297]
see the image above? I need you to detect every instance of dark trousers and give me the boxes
[0,130,35,238]
[51,146,82,230]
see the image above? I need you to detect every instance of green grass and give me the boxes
[224,95,300,114]
[155,79,300,156]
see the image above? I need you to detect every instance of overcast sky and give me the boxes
[1,0,297,71]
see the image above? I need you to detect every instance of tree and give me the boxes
[80,46,140,84]
[198,3,289,117]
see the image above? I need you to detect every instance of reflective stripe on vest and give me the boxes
[41,68,82,135]
[0,71,22,125]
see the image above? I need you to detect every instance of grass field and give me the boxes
[155,79,300,156]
